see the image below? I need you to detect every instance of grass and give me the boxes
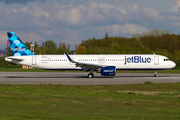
[0,83,180,119]
[0,67,180,73]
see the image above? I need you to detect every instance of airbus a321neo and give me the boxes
[5,32,176,78]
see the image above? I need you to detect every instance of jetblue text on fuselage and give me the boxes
[124,56,151,65]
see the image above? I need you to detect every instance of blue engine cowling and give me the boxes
[101,66,116,76]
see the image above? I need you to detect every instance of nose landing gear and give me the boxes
[154,70,158,77]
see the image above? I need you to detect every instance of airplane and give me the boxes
[5,32,176,78]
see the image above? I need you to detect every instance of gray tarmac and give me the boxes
[0,72,179,85]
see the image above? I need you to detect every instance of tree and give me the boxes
[44,40,57,54]
[76,46,86,54]
[56,43,69,54]
[134,40,144,51]
[111,42,120,54]
[132,29,173,40]
[34,43,42,55]
[105,32,109,41]
[24,42,30,49]
[6,46,12,56]
[132,33,141,40]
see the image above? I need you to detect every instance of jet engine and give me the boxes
[101,66,116,76]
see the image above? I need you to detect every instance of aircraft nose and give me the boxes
[171,61,176,68]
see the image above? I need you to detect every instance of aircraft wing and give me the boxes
[65,52,102,71]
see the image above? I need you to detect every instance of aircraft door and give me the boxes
[32,56,37,65]
[154,56,159,65]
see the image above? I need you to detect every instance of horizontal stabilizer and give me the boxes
[5,57,24,62]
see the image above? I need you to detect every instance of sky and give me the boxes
[0,0,180,50]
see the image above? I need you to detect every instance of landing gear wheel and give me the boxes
[154,74,159,77]
[154,70,158,77]
[88,73,94,78]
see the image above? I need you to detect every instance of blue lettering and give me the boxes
[147,57,151,63]
[142,58,146,63]
[124,56,127,65]
[127,58,131,63]
[124,56,151,65]
[131,57,133,63]
[134,56,139,63]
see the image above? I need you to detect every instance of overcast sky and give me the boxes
[0,0,180,50]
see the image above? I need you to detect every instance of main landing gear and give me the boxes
[154,70,158,77]
[88,73,94,78]
[87,69,94,78]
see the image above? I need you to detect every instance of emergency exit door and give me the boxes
[32,56,37,65]
[154,56,159,65]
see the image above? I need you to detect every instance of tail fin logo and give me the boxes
[7,32,35,56]
[13,47,26,52]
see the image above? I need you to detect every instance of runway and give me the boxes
[0,72,179,85]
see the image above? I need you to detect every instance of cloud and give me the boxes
[95,23,149,35]
[56,6,82,25]
[0,31,8,46]
[126,3,139,14]
[143,7,161,22]
[31,6,49,18]
[169,16,180,21]
[172,22,180,27]
[0,0,180,50]
[0,0,45,4]
[168,0,180,12]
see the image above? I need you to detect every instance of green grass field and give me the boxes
[0,83,180,119]
[0,68,180,73]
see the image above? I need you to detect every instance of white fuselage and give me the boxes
[5,54,176,70]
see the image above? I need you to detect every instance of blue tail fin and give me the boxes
[7,32,34,56]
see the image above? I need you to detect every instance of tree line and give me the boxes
[1,29,180,67]
[76,29,180,67]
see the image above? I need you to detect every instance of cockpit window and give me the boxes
[164,58,170,61]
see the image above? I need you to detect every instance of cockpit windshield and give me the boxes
[164,58,170,61]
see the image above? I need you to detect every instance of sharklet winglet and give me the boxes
[65,52,73,62]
